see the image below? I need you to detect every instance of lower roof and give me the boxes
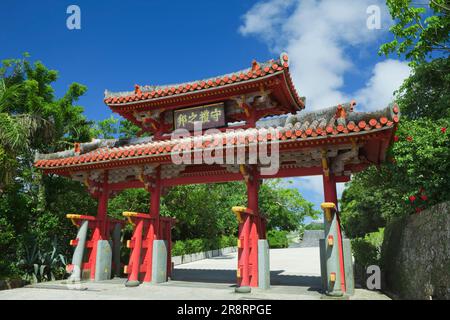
[34,102,399,175]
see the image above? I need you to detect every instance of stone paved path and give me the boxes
[0,247,389,300]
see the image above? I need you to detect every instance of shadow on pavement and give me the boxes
[172,268,322,291]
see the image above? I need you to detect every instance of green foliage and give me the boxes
[172,241,186,256]
[162,183,242,240]
[91,115,119,139]
[396,57,450,120]
[351,228,384,268]
[341,118,450,237]
[267,230,288,248]
[108,189,150,220]
[17,238,68,283]
[119,119,142,138]
[0,55,93,279]
[340,167,399,238]
[389,118,450,206]
[90,117,144,140]
[380,0,450,65]
[171,235,237,256]
[184,238,205,254]
[344,8,449,239]
[260,179,319,232]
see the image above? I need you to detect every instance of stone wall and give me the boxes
[382,202,450,300]
[0,279,28,291]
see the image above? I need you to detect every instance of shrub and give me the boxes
[171,235,238,256]
[267,230,288,248]
[227,235,238,247]
[351,228,384,286]
[185,239,204,254]
[171,241,186,257]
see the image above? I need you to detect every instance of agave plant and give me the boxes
[17,241,40,283]
[17,238,68,283]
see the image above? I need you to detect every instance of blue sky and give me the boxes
[1,1,411,222]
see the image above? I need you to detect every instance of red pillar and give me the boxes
[128,219,144,282]
[237,166,260,288]
[248,172,259,288]
[322,173,346,293]
[143,166,161,282]
[240,214,251,287]
[247,174,259,215]
[89,171,109,280]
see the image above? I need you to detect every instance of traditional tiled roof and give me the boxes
[34,102,399,171]
[103,53,305,110]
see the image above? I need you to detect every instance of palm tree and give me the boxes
[0,79,53,191]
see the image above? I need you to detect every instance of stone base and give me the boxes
[258,240,270,289]
[235,286,251,294]
[125,280,140,287]
[152,240,168,284]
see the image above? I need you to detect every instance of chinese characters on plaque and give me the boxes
[174,103,226,131]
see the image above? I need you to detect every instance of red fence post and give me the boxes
[128,218,144,284]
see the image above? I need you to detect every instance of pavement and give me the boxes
[0,247,390,300]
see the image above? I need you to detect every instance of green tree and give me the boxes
[395,57,450,120]
[342,0,450,239]
[380,0,450,65]
[0,78,53,188]
[118,119,142,139]
[91,116,119,139]
[259,179,319,232]
[341,118,450,237]
[0,55,93,278]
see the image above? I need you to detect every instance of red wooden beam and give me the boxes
[107,164,362,193]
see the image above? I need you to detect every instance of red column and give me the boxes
[237,166,260,287]
[143,166,161,282]
[240,215,251,287]
[247,171,259,288]
[89,171,109,280]
[322,173,346,293]
[128,219,144,283]
[247,175,259,215]
[150,166,161,220]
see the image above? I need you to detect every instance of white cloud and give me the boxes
[356,59,411,111]
[283,176,345,199]
[239,0,408,111]
[239,0,295,46]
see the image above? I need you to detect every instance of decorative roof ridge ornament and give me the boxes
[134,84,142,96]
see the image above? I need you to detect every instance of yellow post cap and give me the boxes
[123,211,138,217]
[232,206,248,223]
[232,206,248,214]
[321,202,336,210]
[66,214,82,219]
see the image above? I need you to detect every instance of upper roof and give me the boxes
[103,53,305,112]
